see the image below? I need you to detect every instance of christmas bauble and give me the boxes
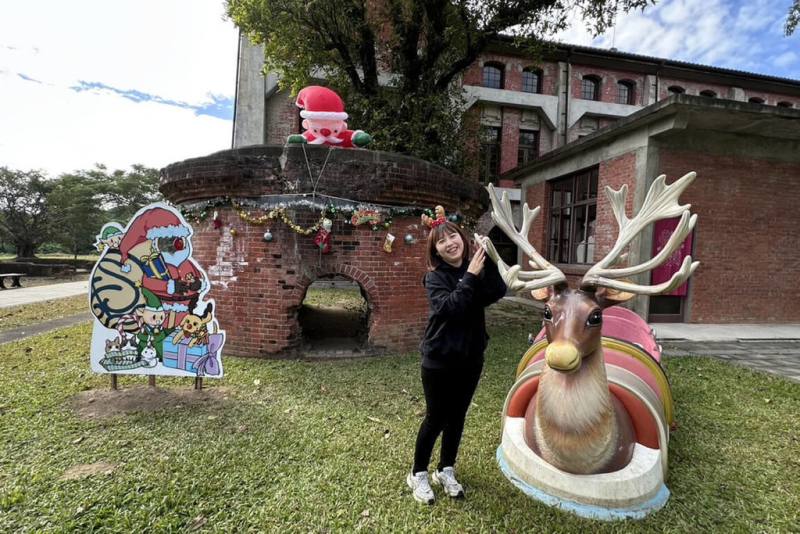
[263,230,273,242]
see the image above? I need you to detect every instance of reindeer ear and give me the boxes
[531,287,550,301]
[595,286,636,307]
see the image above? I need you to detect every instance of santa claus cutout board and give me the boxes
[88,203,225,378]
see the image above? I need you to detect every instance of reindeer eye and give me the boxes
[543,306,553,321]
[587,309,603,327]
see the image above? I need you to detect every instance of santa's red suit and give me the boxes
[117,206,205,327]
[300,128,366,148]
[290,85,371,149]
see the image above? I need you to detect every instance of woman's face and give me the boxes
[435,230,464,267]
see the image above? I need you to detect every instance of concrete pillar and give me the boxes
[644,74,658,105]
[729,87,746,102]
[233,34,267,147]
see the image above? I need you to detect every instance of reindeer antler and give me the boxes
[479,184,567,292]
[581,172,700,295]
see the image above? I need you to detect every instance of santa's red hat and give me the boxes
[295,85,348,121]
[118,207,190,265]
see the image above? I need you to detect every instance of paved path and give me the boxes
[0,280,88,308]
[0,312,91,345]
[661,340,800,383]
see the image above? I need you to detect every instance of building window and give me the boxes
[617,80,635,105]
[699,90,717,98]
[667,85,685,95]
[548,167,599,264]
[517,130,539,166]
[581,75,601,101]
[479,126,501,184]
[777,101,793,108]
[748,97,765,104]
[482,63,504,89]
[522,68,542,93]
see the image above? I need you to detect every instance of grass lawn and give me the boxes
[0,296,87,333]
[0,302,798,532]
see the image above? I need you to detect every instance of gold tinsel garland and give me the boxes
[233,202,327,236]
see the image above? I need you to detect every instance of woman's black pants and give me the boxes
[412,362,483,473]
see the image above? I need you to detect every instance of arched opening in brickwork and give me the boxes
[297,274,371,354]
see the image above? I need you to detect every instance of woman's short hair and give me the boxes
[425,221,471,271]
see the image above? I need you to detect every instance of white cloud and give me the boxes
[774,51,798,68]
[0,70,230,174]
[0,0,238,176]
[549,0,800,80]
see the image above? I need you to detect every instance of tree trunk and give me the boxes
[16,243,37,259]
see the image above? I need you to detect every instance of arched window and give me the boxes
[581,75,600,101]
[667,86,685,95]
[617,80,635,105]
[699,90,717,98]
[522,68,542,93]
[482,62,504,89]
[748,97,765,104]
[777,101,793,108]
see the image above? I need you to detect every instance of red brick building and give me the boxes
[230,37,800,326]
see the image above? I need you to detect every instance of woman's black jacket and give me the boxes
[419,259,507,369]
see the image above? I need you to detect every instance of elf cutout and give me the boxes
[287,86,371,148]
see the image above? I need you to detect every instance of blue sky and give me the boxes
[0,1,797,176]
[555,0,800,79]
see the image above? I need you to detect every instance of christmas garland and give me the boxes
[233,203,327,235]
[180,193,472,236]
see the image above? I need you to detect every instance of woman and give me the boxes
[407,220,506,504]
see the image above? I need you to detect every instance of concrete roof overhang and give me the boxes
[503,94,800,183]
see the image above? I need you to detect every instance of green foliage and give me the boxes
[48,164,162,258]
[0,167,55,258]
[787,0,800,35]
[49,171,109,258]
[36,242,68,254]
[101,164,162,223]
[0,165,162,259]
[226,0,652,169]
[0,301,798,531]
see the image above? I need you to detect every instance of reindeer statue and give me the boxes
[480,172,699,520]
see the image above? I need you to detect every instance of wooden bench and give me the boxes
[0,273,26,289]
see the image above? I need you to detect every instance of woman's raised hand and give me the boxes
[467,244,486,275]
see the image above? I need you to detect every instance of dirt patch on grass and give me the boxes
[71,386,230,420]
[60,462,117,481]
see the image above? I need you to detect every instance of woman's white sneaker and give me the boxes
[406,471,435,504]
[432,467,464,498]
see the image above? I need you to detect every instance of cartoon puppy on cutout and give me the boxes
[172,303,213,348]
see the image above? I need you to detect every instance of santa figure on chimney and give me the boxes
[287,85,371,148]
[118,205,206,328]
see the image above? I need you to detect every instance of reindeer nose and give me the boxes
[545,341,580,372]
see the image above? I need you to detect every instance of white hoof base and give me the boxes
[497,417,669,521]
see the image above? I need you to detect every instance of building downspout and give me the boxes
[564,49,572,147]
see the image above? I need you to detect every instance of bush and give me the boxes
[36,242,68,254]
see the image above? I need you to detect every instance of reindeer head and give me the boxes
[480,173,699,374]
